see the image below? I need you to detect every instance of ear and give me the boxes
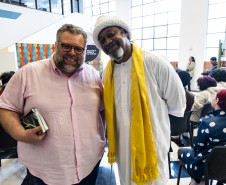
[216,97,219,104]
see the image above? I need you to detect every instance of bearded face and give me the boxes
[98,27,131,64]
[54,46,84,75]
[109,46,124,62]
[54,32,85,77]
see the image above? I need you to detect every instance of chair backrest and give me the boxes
[169,111,192,136]
[0,125,17,149]
[0,125,17,167]
[200,103,214,117]
[204,146,226,182]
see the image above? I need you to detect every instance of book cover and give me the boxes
[21,109,48,135]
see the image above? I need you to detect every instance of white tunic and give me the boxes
[112,50,186,185]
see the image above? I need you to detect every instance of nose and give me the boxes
[106,37,113,46]
[102,37,112,48]
[68,48,77,55]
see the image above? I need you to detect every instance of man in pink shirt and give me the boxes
[0,24,105,185]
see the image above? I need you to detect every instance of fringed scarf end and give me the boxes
[132,166,159,185]
[107,152,116,164]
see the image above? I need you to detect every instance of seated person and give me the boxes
[190,76,223,123]
[0,71,15,93]
[202,57,218,75]
[178,89,226,185]
[176,68,194,112]
[209,68,226,88]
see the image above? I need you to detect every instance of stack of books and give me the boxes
[21,109,48,135]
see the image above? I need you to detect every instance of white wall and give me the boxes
[115,0,130,29]
[19,12,93,44]
[178,0,209,91]
[0,52,17,74]
[0,2,63,50]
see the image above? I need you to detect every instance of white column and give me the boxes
[178,0,209,91]
[115,0,131,26]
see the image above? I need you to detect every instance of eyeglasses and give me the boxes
[60,42,85,54]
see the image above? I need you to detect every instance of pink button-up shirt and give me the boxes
[0,55,105,185]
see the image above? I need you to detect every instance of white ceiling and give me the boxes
[0,2,63,50]
[0,2,95,50]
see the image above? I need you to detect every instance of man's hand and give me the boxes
[0,108,47,144]
[20,126,47,144]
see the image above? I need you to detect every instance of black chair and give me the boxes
[204,146,226,185]
[169,111,193,147]
[177,146,226,185]
[190,103,214,145]
[0,125,18,167]
[168,111,193,177]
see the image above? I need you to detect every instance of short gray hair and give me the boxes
[56,24,87,46]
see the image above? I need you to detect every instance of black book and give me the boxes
[21,109,48,135]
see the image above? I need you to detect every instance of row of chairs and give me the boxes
[169,104,226,185]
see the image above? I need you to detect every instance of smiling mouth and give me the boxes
[106,44,118,55]
[64,57,77,64]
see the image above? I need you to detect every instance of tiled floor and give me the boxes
[0,158,26,185]
[0,141,221,185]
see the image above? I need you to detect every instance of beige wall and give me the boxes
[0,52,17,74]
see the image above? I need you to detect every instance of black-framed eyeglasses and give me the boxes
[60,42,85,54]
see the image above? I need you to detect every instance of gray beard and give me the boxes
[55,51,84,74]
[109,47,124,62]
[61,63,79,73]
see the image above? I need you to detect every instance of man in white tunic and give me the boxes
[92,15,186,185]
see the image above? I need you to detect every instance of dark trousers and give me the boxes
[21,160,101,185]
[188,77,192,91]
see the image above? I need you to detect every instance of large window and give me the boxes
[84,0,115,20]
[206,0,226,61]
[1,0,79,15]
[131,0,181,61]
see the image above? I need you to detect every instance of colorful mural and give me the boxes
[16,43,102,76]
[16,43,55,69]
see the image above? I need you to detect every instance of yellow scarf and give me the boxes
[104,43,159,184]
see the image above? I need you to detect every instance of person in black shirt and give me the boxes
[202,57,218,75]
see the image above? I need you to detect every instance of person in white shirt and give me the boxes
[92,15,186,185]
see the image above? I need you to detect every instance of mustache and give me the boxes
[105,41,118,53]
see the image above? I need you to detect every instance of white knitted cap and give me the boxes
[92,15,131,49]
